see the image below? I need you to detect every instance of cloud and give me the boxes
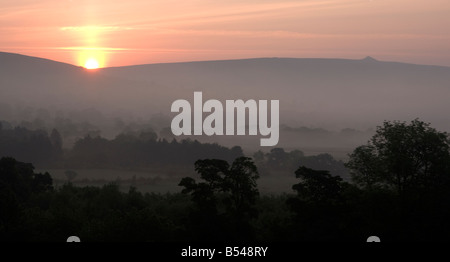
[119,0,360,29]
[60,26,133,32]
[149,28,450,41]
[56,46,133,51]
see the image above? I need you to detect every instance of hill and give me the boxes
[1,52,450,151]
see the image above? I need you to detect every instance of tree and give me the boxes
[180,157,259,218]
[179,156,259,239]
[287,165,348,241]
[346,119,450,194]
[266,148,287,169]
[0,157,53,198]
[224,157,259,219]
[252,150,265,165]
[65,170,78,182]
[292,166,344,204]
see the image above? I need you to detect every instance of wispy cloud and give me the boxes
[149,28,450,40]
[56,46,134,51]
[121,0,362,29]
[60,26,134,32]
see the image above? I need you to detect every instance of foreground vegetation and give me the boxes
[1,119,450,241]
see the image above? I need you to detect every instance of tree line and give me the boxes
[1,119,450,241]
[0,122,347,177]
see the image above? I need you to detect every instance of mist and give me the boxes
[2,52,450,152]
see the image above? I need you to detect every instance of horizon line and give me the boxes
[2,50,450,69]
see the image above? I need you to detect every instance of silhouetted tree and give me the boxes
[343,119,450,241]
[223,157,259,220]
[346,119,450,194]
[0,157,53,240]
[179,156,259,240]
[287,165,348,241]
[0,157,53,200]
[292,166,344,204]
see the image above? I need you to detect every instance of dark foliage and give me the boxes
[0,124,243,169]
[0,127,62,167]
[66,135,243,168]
[1,119,450,242]
[179,157,259,241]
[0,157,53,240]
[346,119,450,193]
[254,148,349,179]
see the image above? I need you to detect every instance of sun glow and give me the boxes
[78,49,106,69]
[84,58,100,69]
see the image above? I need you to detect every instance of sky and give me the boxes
[1,0,450,68]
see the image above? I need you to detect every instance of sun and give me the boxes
[78,50,106,69]
[84,58,100,69]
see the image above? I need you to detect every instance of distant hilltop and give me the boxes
[362,56,377,62]
[3,51,447,69]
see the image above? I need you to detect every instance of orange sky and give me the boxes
[1,0,450,67]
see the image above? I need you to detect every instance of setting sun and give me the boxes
[78,49,106,69]
[84,58,99,69]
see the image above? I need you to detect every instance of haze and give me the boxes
[2,52,450,158]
